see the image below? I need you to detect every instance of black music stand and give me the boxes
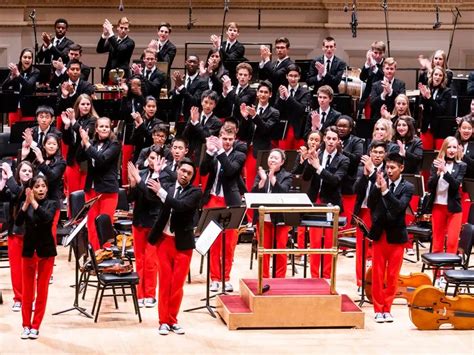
[352,213,371,307]
[53,195,101,318]
[0,91,20,133]
[421,150,438,171]
[20,95,57,117]
[9,121,37,144]
[184,206,246,317]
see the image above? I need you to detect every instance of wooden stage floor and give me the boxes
[0,242,472,354]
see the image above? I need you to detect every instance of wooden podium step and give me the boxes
[216,278,364,330]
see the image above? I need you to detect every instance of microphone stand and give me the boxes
[220,0,230,49]
[29,10,39,64]
[381,0,391,57]
[446,7,462,63]
[351,1,358,38]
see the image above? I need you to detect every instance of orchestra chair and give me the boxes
[444,270,474,296]
[114,187,132,234]
[88,244,141,323]
[421,223,474,285]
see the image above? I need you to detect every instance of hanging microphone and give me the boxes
[433,6,441,29]
[351,5,358,38]
[29,9,36,19]
[257,8,261,30]
[343,1,349,12]
[187,1,196,30]
[118,0,124,11]
[381,0,387,10]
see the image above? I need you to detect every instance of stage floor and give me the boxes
[0,241,472,354]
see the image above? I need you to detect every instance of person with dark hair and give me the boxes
[50,44,91,90]
[38,18,74,64]
[0,161,34,313]
[392,116,422,174]
[259,37,294,101]
[2,48,40,125]
[252,148,292,278]
[307,37,346,94]
[353,140,387,291]
[200,125,246,292]
[159,137,189,186]
[76,117,121,250]
[367,152,414,323]
[96,17,135,83]
[468,71,474,96]
[240,80,280,192]
[16,175,58,339]
[147,158,202,335]
[170,55,209,122]
[127,146,166,308]
[456,115,474,223]
[199,48,229,95]
[147,22,176,69]
[303,126,349,279]
[132,48,165,100]
[21,106,62,153]
[56,59,95,113]
[135,124,171,170]
[274,64,312,150]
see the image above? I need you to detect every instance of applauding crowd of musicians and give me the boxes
[1,16,474,337]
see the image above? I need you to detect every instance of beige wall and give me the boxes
[1,4,473,88]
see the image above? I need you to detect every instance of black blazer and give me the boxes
[400,137,423,174]
[76,139,121,193]
[61,114,96,166]
[128,169,163,228]
[157,41,177,68]
[130,116,164,162]
[36,156,66,202]
[182,114,223,164]
[220,41,246,62]
[37,37,74,63]
[170,76,209,121]
[306,55,346,94]
[219,86,256,140]
[367,178,414,243]
[302,151,349,209]
[427,161,467,213]
[353,163,386,217]
[49,64,91,91]
[16,199,59,258]
[419,69,453,88]
[462,141,474,179]
[29,125,63,145]
[251,168,293,224]
[96,35,135,83]
[119,94,145,146]
[240,106,280,158]
[274,86,312,139]
[259,57,294,99]
[142,68,166,100]
[135,144,171,170]
[340,135,364,194]
[369,78,406,119]
[0,177,25,235]
[420,87,452,135]
[148,183,202,250]
[303,107,341,139]
[359,61,385,107]
[2,68,40,109]
[56,79,95,113]
[200,149,246,207]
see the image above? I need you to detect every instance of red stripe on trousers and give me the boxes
[21,254,55,330]
[133,226,157,299]
[85,190,118,250]
[372,232,404,313]
[156,234,193,325]
[205,195,238,281]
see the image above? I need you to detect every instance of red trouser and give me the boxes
[22,254,55,330]
[420,130,443,151]
[309,227,334,279]
[85,190,118,250]
[278,125,305,151]
[133,226,158,299]
[372,232,404,313]
[245,147,257,194]
[8,109,35,126]
[8,234,24,303]
[356,207,373,286]
[64,163,87,207]
[52,208,60,243]
[191,167,209,192]
[431,204,462,254]
[205,195,238,281]
[121,144,134,186]
[156,234,193,325]
[461,191,471,225]
[257,221,289,278]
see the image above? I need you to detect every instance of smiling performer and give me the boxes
[16,175,59,340]
[147,158,202,336]
[76,117,121,250]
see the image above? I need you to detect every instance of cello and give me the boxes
[409,285,474,330]
[364,267,432,303]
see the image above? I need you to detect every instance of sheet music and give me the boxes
[244,193,312,208]
[63,216,88,247]
[195,220,223,256]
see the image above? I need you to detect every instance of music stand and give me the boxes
[53,195,101,318]
[0,91,20,133]
[34,64,53,85]
[354,119,376,140]
[270,120,288,141]
[94,99,121,119]
[20,95,57,117]
[352,213,371,307]
[184,206,246,317]
[421,150,438,171]
[9,121,37,144]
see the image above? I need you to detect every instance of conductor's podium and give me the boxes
[216,278,364,330]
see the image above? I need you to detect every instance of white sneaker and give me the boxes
[374,312,384,323]
[49,275,54,284]
[28,329,39,339]
[357,286,362,296]
[345,251,355,258]
[224,282,234,292]
[437,276,447,290]
[12,302,21,312]
[138,299,145,308]
[20,327,30,339]
[383,312,394,323]
[159,324,170,335]
[210,281,220,292]
[171,323,185,335]
[406,248,415,256]
[145,298,157,308]
[366,260,372,268]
